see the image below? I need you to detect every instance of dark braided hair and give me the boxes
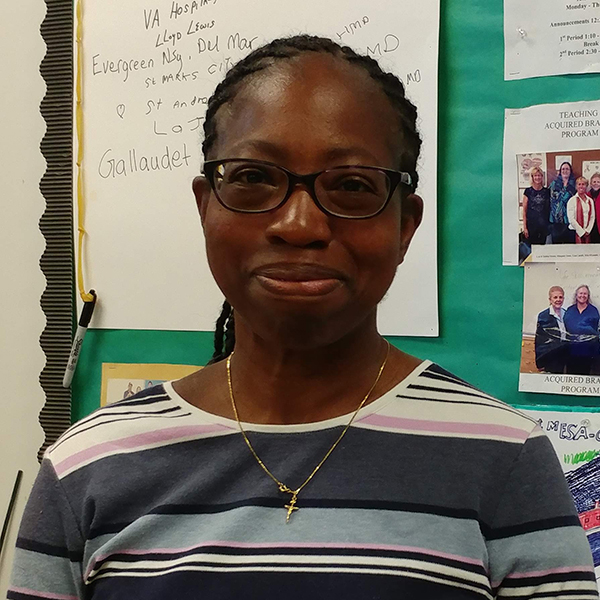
[208,300,235,364]
[204,35,422,363]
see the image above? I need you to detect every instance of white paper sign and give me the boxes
[521,408,600,579]
[502,100,600,265]
[77,0,440,335]
[504,0,600,80]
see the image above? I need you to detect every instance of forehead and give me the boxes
[211,53,401,167]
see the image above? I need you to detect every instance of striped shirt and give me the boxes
[9,361,597,599]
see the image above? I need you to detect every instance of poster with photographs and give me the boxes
[520,408,600,582]
[520,263,600,395]
[515,148,600,265]
[101,363,200,406]
[503,100,600,266]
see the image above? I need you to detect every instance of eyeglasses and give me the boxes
[202,159,413,219]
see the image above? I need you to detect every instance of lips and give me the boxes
[253,263,346,296]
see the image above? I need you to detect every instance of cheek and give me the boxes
[202,207,248,289]
[341,219,403,295]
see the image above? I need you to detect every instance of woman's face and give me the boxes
[591,176,600,191]
[561,163,571,179]
[549,290,564,309]
[577,180,588,195]
[532,171,543,186]
[195,54,422,348]
[576,287,589,305]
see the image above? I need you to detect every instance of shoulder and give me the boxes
[537,307,551,320]
[359,362,541,447]
[44,384,230,480]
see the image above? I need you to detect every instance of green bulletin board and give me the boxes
[72,0,600,422]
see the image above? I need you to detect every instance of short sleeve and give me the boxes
[486,428,598,599]
[8,459,86,600]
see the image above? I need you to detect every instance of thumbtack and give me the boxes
[517,28,527,38]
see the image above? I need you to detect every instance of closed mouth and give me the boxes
[253,263,346,296]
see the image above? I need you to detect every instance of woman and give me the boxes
[549,161,577,244]
[522,166,550,246]
[567,177,595,244]
[535,285,567,373]
[565,284,600,375]
[10,36,596,600]
[590,172,600,243]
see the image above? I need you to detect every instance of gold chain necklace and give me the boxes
[226,341,390,523]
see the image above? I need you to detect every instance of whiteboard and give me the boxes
[78,0,439,335]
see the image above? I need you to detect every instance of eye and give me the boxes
[337,177,375,193]
[229,167,274,185]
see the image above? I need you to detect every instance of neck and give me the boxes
[578,302,588,311]
[222,314,418,424]
[174,313,422,425]
[562,177,569,185]
[533,183,542,190]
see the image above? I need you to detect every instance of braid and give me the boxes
[208,300,234,364]
[202,34,421,190]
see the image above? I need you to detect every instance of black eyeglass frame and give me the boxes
[202,158,414,220]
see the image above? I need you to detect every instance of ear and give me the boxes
[192,176,212,228]
[397,193,423,265]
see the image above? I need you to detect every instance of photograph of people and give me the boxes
[9,36,596,600]
[522,166,550,245]
[567,177,595,244]
[590,172,600,243]
[564,284,600,375]
[549,161,577,244]
[534,285,567,373]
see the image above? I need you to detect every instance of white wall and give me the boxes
[0,0,47,594]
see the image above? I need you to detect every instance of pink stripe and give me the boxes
[493,564,595,586]
[357,413,529,441]
[87,540,483,577]
[55,424,229,476]
[8,587,78,600]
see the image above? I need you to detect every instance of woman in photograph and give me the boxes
[565,284,600,375]
[567,177,595,244]
[590,171,600,243]
[549,161,577,244]
[535,285,568,373]
[522,166,550,245]
[10,36,596,600]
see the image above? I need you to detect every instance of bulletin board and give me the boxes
[68,0,600,422]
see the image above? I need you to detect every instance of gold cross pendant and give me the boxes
[284,492,299,523]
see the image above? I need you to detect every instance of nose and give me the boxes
[265,185,333,248]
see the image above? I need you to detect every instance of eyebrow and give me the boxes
[224,139,385,167]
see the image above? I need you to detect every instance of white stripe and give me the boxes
[371,397,535,430]
[88,552,489,588]
[402,380,539,426]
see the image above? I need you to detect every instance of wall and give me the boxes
[73,0,600,416]
[0,0,47,594]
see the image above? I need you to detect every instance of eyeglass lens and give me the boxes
[212,161,392,217]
